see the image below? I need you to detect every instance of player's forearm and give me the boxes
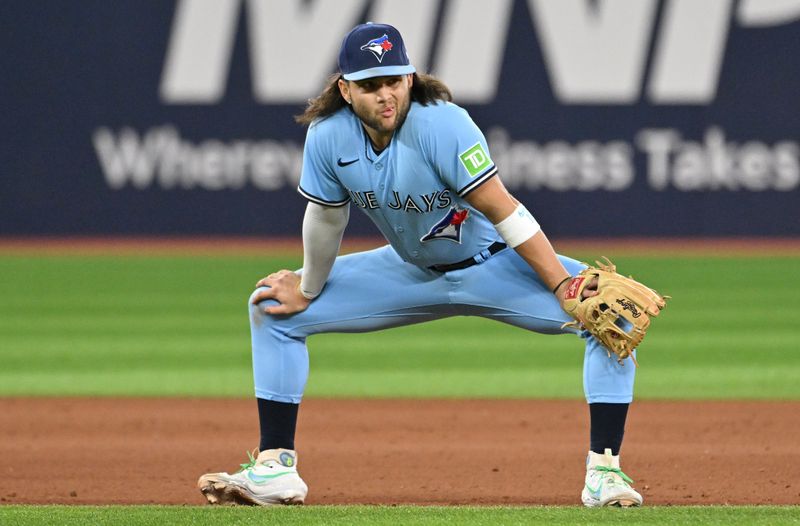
[299,202,349,299]
[465,177,570,292]
[512,230,571,292]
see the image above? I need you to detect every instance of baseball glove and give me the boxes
[561,257,668,366]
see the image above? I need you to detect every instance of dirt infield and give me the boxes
[1,398,798,506]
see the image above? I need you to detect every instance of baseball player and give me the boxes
[199,22,644,508]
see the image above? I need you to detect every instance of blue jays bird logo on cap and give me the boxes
[339,23,416,81]
[360,34,393,62]
[421,207,469,243]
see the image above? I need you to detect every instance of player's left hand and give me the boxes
[251,270,311,315]
[580,276,599,297]
[554,275,598,311]
[560,258,669,365]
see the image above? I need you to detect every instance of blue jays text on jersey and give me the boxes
[256,100,635,410]
[297,101,501,267]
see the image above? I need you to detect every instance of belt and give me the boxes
[428,241,507,273]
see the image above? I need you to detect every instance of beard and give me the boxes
[352,96,411,136]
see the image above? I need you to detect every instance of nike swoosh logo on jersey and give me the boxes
[247,470,295,484]
[337,157,359,167]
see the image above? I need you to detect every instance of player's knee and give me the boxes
[248,286,269,307]
[248,286,279,327]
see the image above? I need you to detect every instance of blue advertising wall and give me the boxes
[2,0,799,237]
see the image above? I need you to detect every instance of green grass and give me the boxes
[1,254,798,399]
[0,505,798,526]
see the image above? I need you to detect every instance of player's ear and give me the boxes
[406,74,414,89]
[338,77,351,104]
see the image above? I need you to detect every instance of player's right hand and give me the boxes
[251,270,311,315]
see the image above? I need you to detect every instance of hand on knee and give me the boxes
[251,271,311,316]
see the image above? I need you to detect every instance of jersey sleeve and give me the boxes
[297,122,350,207]
[423,104,498,198]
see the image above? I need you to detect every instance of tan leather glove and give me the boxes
[562,258,669,366]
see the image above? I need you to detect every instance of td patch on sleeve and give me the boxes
[458,143,491,178]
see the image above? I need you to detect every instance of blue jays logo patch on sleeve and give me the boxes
[360,34,393,62]
[420,207,469,243]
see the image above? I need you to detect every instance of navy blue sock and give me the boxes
[589,403,629,456]
[257,398,299,451]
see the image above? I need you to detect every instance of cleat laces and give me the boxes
[237,449,259,473]
[594,465,634,485]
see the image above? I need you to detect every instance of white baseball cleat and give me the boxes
[581,448,643,508]
[198,448,308,506]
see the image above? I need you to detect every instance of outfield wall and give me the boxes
[2,0,799,237]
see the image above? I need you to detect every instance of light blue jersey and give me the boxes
[298,102,501,267]
[250,98,636,409]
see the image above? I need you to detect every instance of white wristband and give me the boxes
[493,203,541,248]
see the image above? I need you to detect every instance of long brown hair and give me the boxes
[295,72,453,126]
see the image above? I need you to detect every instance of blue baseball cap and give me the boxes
[338,22,416,81]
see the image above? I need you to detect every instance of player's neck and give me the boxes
[369,139,387,156]
[364,127,393,152]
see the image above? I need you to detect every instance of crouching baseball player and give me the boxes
[198,22,667,508]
